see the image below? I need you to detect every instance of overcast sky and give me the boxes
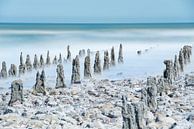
[0,0,194,23]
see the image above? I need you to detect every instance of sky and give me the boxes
[0,0,194,23]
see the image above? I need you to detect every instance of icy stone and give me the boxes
[94,51,102,74]
[33,54,39,69]
[39,55,45,67]
[1,61,7,78]
[19,52,25,75]
[84,55,92,78]
[146,77,157,112]
[56,64,66,88]
[163,60,174,84]
[25,54,32,71]
[122,96,145,129]
[118,44,124,63]
[178,49,184,72]
[67,45,71,61]
[32,70,46,95]
[103,50,110,70]
[71,56,81,84]
[46,50,51,65]
[53,55,58,65]
[8,80,23,106]
[8,64,17,77]
[111,46,115,66]
[58,53,62,64]
[173,55,179,78]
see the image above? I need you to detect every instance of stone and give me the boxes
[8,64,17,77]
[87,49,91,56]
[1,61,7,78]
[137,50,141,55]
[79,49,85,57]
[56,64,66,88]
[94,51,102,74]
[111,47,115,66]
[39,55,45,67]
[32,70,46,95]
[122,96,145,129]
[146,77,157,112]
[33,54,39,69]
[58,53,62,64]
[173,55,179,78]
[163,60,174,84]
[84,55,92,78]
[53,55,58,64]
[67,45,71,61]
[103,50,110,70]
[71,55,81,84]
[118,44,124,63]
[178,49,184,72]
[19,52,25,75]
[46,50,51,65]
[183,45,192,64]
[25,54,32,71]
[8,80,23,106]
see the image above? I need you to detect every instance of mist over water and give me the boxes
[0,24,194,89]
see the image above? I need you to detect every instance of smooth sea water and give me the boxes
[0,23,194,89]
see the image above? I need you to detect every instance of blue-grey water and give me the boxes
[0,23,194,89]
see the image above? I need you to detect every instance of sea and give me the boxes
[0,23,194,88]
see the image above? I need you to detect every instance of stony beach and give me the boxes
[0,43,193,129]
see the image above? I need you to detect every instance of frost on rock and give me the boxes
[8,79,23,106]
[32,70,46,95]
[56,64,66,88]
[84,55,92,78]
[1,61,7,78]
[94,51,102,74]
[103,50,110,70]
[71,56,81,84]
[8,64,17,77]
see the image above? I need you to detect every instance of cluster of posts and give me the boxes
[7,44,123,105]
[121,45,192,129]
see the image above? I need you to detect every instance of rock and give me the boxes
[122,96,145,129]
[173,55,179,78]
[156,77,166,95]
[137,50,142,55]
[185,74,194,86]
[8,64,17,77]
[84,55,92,78]
[118,44,124,63]
[163,60,174,84]
[32,70,46,95]
[58,53,62,64]
[183,45,192,64]
[33,54,39,69]
[103,50,110,70]
[53,55,58,64]
[1,61,7,78]
[111,46,115,66]
[87,49,90,56]
[146,77,157,112]
[88,90,99,97]
[56,64,66,88]
[19,52,25,75]
[79,49,85,57]
[178,49,184,72]
[8,80,23,106]
[67,45,71,62]
[46,50,51,65]
[3,108,14,115]
[71,56,81,84]
[40,55,45,67]
[94,51,102,74]
[25,54,32,71]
